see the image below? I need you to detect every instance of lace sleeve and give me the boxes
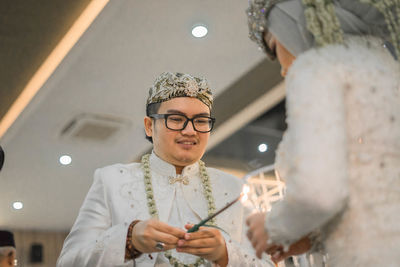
[265,51,349,246]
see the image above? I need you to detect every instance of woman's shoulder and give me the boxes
[286,36,399,102]
[289,36,398,79]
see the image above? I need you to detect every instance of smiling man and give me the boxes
[57,72,274,267]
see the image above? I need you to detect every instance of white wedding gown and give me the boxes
[266,36,400,266]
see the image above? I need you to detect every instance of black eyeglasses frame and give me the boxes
[149,113,216,133]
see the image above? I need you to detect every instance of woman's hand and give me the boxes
[246,212,269,258]
[246,212,312,262]
[269,236,312,263]
[131,219,186,253]
[176,224,228,267]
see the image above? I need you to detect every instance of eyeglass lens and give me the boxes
[166,114,213,132]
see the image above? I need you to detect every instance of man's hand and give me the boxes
[131,219,186,253]
[246,212,269,259]
[176,224,228,267]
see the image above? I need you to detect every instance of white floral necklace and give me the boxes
[141,154,217,267]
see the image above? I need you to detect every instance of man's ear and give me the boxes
[144,117,153,138]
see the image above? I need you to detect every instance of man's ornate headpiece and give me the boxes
[146,72,213,109]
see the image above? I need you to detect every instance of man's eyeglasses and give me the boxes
[149,114,216,133]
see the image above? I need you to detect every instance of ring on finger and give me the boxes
[155,242,165,251]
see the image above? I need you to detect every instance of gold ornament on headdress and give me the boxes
[359,0,400,58]
[147,72,213,109]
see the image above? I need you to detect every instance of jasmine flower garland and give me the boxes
[141,154,217,267]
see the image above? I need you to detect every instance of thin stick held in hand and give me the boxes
[187,193,243,233]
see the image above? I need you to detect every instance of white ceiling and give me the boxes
[0,0,267,231]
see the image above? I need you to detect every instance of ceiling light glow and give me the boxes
[192,25,208,38]
[258,143,268,153]
[59,155,72,165]
[12,201,23,210]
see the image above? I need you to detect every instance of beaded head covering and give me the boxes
[247,0,400,59]
[146,72,213,109]
[247,0,284,59]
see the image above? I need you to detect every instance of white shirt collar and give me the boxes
[149,151,200,178]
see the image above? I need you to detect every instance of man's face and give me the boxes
[144,97,210,172]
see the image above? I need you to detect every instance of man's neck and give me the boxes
[175,166,183,175]
[152,151,198,175]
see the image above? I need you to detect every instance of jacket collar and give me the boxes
[149,151,208,220]
[149,151,199,178]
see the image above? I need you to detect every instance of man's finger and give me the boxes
[153,221,186,238]
[151,230,181,246]
[177,237,217,248]
[184,229,215,240]
[184,223,194,230]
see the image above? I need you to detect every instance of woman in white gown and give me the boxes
[245,0,400,266]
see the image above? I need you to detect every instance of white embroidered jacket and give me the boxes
[266,36,400,266]
[57,153,273,267]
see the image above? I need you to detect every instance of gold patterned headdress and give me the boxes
[146,72,213,109]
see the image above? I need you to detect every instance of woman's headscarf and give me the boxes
[247,0,398,58]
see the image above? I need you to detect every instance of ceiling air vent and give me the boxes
[60,113,132,143]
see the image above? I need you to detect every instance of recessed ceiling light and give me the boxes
[258,143,268,153]
[192,25,208,38]
[12,201,23,210]
[59,155,72,165]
